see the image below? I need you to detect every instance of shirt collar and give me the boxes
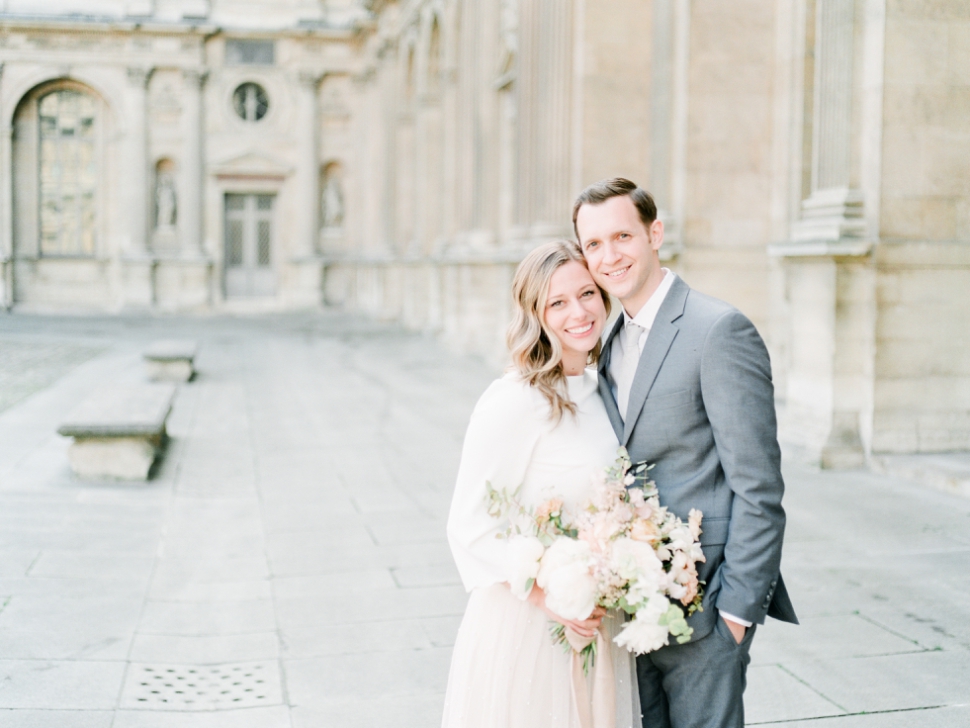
[622,269,676,331]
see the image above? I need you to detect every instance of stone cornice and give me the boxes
[767,240,873,258]
[0,15,362,41]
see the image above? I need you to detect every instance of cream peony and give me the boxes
[543,560,599,621]
[535,537,597,621]
[536,537,591,589]
[506,534,545,598]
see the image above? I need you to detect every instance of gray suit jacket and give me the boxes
[598,276,797,640]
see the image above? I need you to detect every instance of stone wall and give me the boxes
[866,3,970,456]
[1,0,968,463]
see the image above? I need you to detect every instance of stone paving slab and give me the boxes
[745,664,844,724]
[0,709,115,728]
[749,705,970,728]
[0,659,127,709]
[0,312,968,726]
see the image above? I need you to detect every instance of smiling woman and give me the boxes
[506,240,611,422]
[544,261,607,376]
[443,238,639,728]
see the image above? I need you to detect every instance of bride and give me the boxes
[442,240,639,728]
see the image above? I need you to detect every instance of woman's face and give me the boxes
[543,260,607,362]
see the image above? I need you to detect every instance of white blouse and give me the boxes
[447,369,620,593]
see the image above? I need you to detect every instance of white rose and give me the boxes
[543,560,599,621]
[610,537,663,582]
[613,597,672,654]
[667,526,694,552]
[506,535,545,598]
[626,577,663,609]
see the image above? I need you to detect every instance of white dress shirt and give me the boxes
[609,268,676,401]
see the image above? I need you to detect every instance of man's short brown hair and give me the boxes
[572,178,658,241]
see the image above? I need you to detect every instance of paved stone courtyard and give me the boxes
[0,312,967,727]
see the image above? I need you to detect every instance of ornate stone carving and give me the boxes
[127,66,154,88]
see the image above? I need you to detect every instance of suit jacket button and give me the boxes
[770,579,777,588]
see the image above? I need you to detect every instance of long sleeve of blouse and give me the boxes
[446,376,550,593]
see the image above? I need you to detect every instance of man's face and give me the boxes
[575,195,663,316]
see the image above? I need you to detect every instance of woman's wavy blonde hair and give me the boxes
[507,240,612,421]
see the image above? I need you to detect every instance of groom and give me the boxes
[573,178,797,728]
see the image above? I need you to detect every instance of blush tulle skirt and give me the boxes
[441,583,640,728]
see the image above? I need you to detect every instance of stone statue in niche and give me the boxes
[155,172,177,229]
[321,172,344,229]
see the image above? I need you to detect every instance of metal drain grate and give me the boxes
[120,661,283,711]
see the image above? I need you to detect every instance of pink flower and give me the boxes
[688,509,703,540]
[535,498,563,524]
[629,519,660,543]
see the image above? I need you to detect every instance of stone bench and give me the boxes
[57,384,177,480]
[143,339,198,382]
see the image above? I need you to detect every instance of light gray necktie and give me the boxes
[616,321,644,421]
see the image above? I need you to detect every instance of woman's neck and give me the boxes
[561,351,587,376]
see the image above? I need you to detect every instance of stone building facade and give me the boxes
[0,0,363,312]
[1,0,969,467]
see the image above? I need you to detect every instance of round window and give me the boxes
[232,82,269,122]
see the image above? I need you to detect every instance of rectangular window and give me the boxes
[225,39,275,66]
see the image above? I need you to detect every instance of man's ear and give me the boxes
[649,219,665,251]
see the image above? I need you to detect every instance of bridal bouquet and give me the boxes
[486,448,705,670]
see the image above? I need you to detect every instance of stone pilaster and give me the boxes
[790,0,865,244]
[126,67,153,258]
[284,70,323,307]
[121,66,156,308]
[0,61,10,308]
[297,71,321,260]
[180,69,206,259]
[0,121,10,309]
[512,0,538,241]
[650,0,688,258]
[510,0,574,243]
[771,0,875,467]
[531,0,573,240]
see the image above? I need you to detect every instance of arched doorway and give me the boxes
[11,80,111,307]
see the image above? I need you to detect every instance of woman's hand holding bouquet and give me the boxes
[486,448,706,671]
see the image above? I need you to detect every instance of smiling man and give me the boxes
[573,178,798,728]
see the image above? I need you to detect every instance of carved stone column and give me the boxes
[650,0,688,258]
[771,0,877,468]
[119,66,157,309]
[296,71,321,260]
[126,67,152,257]
[284,70,323,307]
[790,0,865,245]
[511,0,537,244]
[509,0,574,243]
[530,0,573,240]
[0,62,11,308]
[180,69,206,258]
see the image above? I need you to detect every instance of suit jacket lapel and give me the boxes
[621,277,690,445]
[598,316,625,441]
